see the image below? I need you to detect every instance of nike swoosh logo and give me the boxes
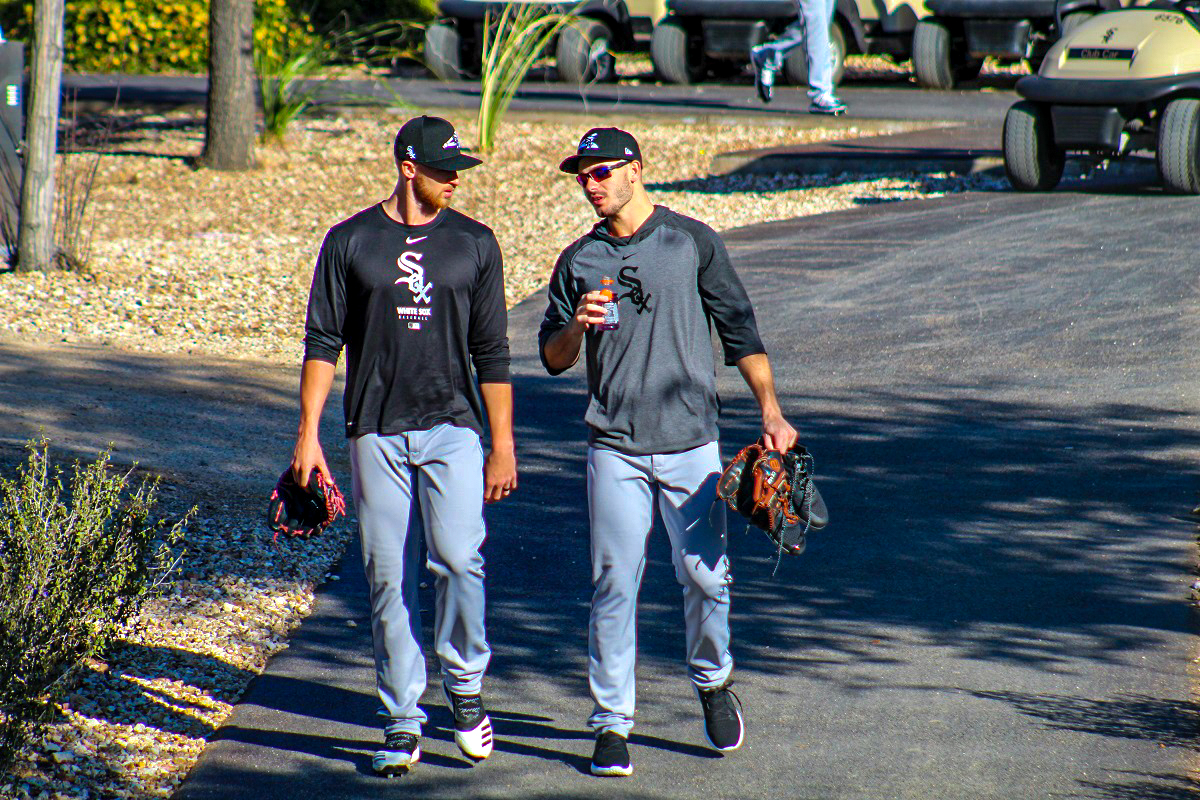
[406,236,428,244]
[622,252,636,259]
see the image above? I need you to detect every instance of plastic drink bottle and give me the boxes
[598,276,619,331]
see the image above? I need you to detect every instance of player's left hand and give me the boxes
[762,412,798,452]
[484,447,518,503]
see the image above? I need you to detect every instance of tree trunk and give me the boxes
[200,0,255,170]
[17,0,66,272]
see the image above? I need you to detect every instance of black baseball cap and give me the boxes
[394,115,482,171]
[559,127,641,174]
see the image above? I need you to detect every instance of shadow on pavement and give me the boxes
[476,377,1199,687]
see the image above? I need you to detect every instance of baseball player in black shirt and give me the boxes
[293,116,516,776]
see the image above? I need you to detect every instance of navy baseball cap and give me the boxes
[394,115,482,171]
[559,127,641,173]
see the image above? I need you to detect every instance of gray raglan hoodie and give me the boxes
[539,205,766,456]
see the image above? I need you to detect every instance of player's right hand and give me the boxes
[292,434,331,489]
[571,291,609,332]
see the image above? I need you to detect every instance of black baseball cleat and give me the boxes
[698,681,744,752]
[373,730,421,777]
[590,730,633,777]
[443,684,494,760]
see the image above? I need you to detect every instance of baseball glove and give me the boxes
[266,469,347,541]
[717,441,828,556]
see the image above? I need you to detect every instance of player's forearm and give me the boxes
[735,353,783,420]
[298,359,336,439]
[542,322,585,372]
[480,382,515,452]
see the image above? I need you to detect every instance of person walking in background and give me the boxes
[293,115,517,777]
[750,0,848,115]
[539,127,799,777]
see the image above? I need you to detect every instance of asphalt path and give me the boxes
[170,180,1200,799]
[63,72,1017,124]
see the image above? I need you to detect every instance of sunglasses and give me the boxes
[576,160,631,187]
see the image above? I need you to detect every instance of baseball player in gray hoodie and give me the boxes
[539,127,798,777]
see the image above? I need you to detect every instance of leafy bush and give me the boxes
[1,0,317,74]
[0,441,189,768]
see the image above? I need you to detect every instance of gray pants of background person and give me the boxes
[756,0,838,101]
[587,441,734,736]
[350,426,490,737]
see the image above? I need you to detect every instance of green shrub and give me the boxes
[257,41,324,143]
[2,0,317,74]
[305,0,436,35]
[0,440,189,768]
[477,3,579,152]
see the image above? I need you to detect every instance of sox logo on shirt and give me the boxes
[395,248,433,329]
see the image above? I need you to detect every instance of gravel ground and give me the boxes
[0,95,1008,799]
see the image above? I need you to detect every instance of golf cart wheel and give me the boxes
[912,19,979,89]
[1003,100,1065,191]
[424,21,463,82]
[557,18,616,84]
[651,19,705,84]
[913,19,956,89]
[1158,98,1200,194]
[783,23,847,88]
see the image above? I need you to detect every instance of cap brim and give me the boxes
[559,154,584,174]
[424,153,482,170]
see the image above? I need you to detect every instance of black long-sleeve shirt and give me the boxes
[538,206,765,455]
[305,204,510,438]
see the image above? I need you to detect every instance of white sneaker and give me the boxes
[443,683,494,760]
[809,95,848,116]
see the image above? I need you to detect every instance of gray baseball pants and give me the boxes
[756,0,838,101]
[349,426,490,737]
[586,441,733,736]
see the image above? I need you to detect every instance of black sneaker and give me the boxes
[372,730,420,777]
[590,731,633,777]
[698,681,744,751]
[442,683,494,760]
[750,47,776,104]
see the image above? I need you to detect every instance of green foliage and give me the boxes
[305,0,436,36]
[257,42,324,143]
[2,0,317,74]
[0,440,189,768]
[477,4,581,152]
[337,19,428,71]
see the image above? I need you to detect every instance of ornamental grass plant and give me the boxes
[257,43,325,144]
[0,440,189,769]
[476,3,583,152]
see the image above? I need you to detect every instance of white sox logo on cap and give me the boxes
[580,132,600,151]
[406,145,417,159]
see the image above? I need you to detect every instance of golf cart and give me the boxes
[425,0,666,83]
[1002,0,1200,193]
[912,0,1121,88]
[649,0,929,85]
